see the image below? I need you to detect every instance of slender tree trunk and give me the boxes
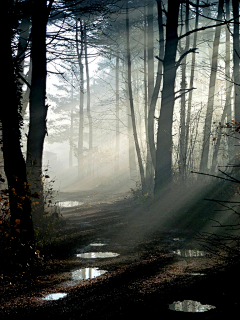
[199,0,224,173]
[211,0,232,173]
[185,0,199,172]
[232,0,240,173]
[84,21,92,176]
[26,0,51,221]
[125,63,137,180]
[76,20,84,179]
[2,1,35,269]
[145,0,154,193]
[126,4,146,193]
[225,0,233,159]
[148,0,164,169]
[144,6,148,150]
[179,1,189,180]
[69,73,74,168]
[154,0,180,196]
[115,55,120,173]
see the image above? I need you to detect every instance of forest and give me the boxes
[1,0,240,318]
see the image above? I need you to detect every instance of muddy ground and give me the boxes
[0,183,240,319]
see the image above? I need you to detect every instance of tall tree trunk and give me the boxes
[2,1,35,269]
[199,0,224,173]
[76,20,84,179]
[145,0,154,193]
[26,0,51,221]
[154,0,180,196]
[211,0,232,173]
[126,4,146,193]
[69,73,74,168]
[144,6,148,150]
[125,64,137,180]
[115,55,120,173]
[84,21,92,176]
[179,1,189,180]
[232,0,240,173]
[185,0,199,172]
[148,0,164,169]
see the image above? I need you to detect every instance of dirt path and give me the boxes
[0,188,239,319]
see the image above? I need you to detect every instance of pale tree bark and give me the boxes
[126,4,146,193]
[148,0,164,169]
[145,0,154,193]
[125,62,137,180]
[115,55,120,173]
[154,0,180,196]
[199,0,224,173]
[69,72,74,168]
[76,19,84,179]
[144,6,148,151]
[179,1,189,180]
[84,21,92,176]
[185,0,199,172]
[211,0,232,173]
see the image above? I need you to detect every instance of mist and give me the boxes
[1,1,240,317]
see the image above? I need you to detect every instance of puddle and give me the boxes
[90,243,106,247]
[56,201,84,207]
[185,273,205,276]
[42,293,68,301]
[76,252,119,258]
[168,300,216,312]
[72,268,107,280]
[173,249,206,257]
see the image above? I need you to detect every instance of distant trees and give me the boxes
[126,2,146,193]
[200,0,224,173]
[2,0,240,273]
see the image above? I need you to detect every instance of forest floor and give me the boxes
[0,181,240,319]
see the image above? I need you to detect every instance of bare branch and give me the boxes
[191,170,240,183]
[178,19,234,41]
[176,48,198,68]
[174,87,196,100]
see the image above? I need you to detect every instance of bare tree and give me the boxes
[154,0,181,196]
[76,19,85,179]
[126,3,146,193]
[199,0,224,173]
[26,0,54,220]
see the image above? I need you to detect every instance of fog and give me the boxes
[34,0,239,252]
[1,0,239,261]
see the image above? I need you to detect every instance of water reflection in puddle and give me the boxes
[173,249,206,257]
[42,293,67,301]
[76,252,119,258]
[169,300,216,312]
[72,268,107,280]
[56,201,84,207]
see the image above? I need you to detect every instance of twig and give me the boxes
[191,170,240,183]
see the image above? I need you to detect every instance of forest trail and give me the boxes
[1,184,239,319]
